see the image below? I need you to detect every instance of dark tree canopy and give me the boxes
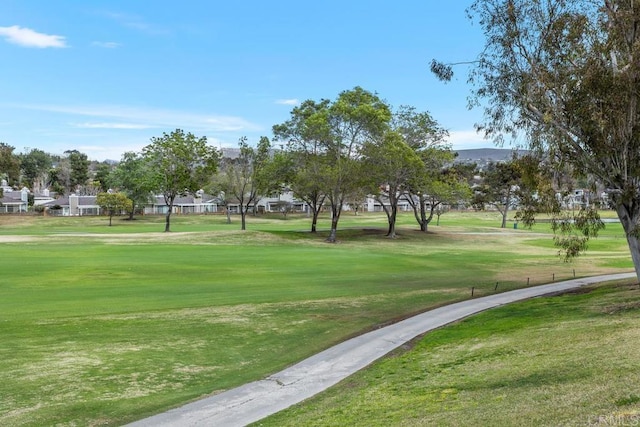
[19,148,52,191]
[110,152,156,220]
[65,150,90,193]
[0,143,21,187]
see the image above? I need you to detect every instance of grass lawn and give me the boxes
[0,210,635,426]
[256,280,640,426]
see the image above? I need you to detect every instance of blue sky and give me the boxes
[0,1,489,161]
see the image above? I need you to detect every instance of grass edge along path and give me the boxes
[125,272,636,427]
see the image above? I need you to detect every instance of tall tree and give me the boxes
[92,162,113,193]
[417,166,473,231]
[273,99,332,233]
[0,143,21,187]
[19,148,52,191]
[64,150,90,193]
[324,87,392,242]
[223,136,273,230]
[362,131,423,238]
[392,106,455,232]
[110,152,156,220]
[47,165,67,196]
[432,0,640,277]
[143,129,219,232]
[207,172,233,224]
[473,160,522,228]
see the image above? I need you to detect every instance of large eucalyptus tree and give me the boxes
[434,0,640,280]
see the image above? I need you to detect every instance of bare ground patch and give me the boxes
[0,235,39,243]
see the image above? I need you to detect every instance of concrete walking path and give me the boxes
[126,272,635,427]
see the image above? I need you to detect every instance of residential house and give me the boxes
[143,191,219,215]
[43,194,102,216]
[0,185,29,213]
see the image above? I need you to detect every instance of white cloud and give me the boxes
[0,25,67,48]
[91,41,121,48]
[74,122,152,129]
[276,99,299,106]
[12,103,262,133]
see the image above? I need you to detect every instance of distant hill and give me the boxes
[454,148,529,164]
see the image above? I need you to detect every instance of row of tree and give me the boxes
[1,87,486,238]
[0,91,596,243]
[0,144,108,196]
[106,87,477,237]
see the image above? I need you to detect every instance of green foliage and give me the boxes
[96,192,133,226]
[272,99,332,232]
[551,208,605,261]
[0,142,21,187]
[143,129,219,231]
[326,88,393,241]
[92,162,113,193]
[47,166,67,196]
[221,136,275,230]
[274,87,393,242]
[65,150,90,192]
[362,131,424,237]
[429,59,454,82]
[474,158,522,228]
[110,152,156,219]
[457,0,640,278]
[19,148,52,190]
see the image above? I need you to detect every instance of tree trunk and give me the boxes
[165,211,172,232]
[387,204,398,238]
[164,196,175,232]
[420,196,429,232]
[326,204,341,243]
[109,214,113,226]
[241,210,247,230]
[500,208,508,228]
[379,198,393,236]
[311,209,319,233]
[616,204,640,281]
[500,188,511,229]
[226,207,231,224]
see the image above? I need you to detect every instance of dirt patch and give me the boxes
[544,287,596,298]
[601,301,640,315]
[0,235,38,243]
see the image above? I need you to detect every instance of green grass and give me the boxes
[256,281,640,426]
[0,211,635,426]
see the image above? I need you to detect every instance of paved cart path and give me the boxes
[126,272,635,427]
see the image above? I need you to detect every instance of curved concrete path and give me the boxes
[126,272,635,427]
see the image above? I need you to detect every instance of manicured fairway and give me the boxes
[0,212,633,426]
